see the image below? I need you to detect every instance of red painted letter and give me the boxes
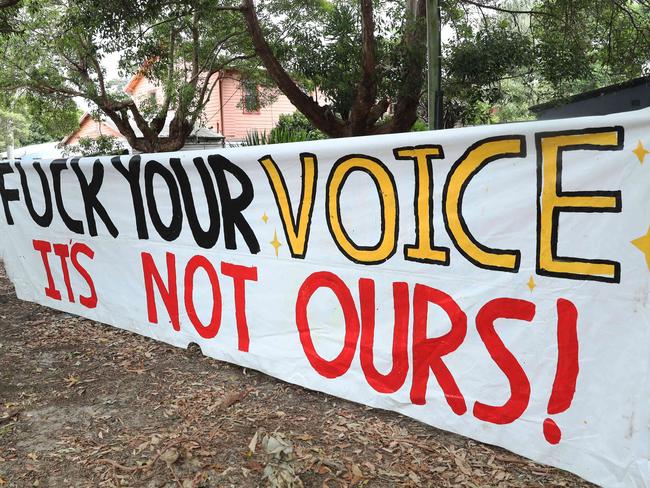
[32,239,61,300]
[295,271,360,379]
[184,255,222,339]
[473,298,536,424]
[141,252,179,331]
[52,243,74,303]
[221,262,258,352]
[70,243,97,309]
[359,278,409,393]
[410,284,467,415]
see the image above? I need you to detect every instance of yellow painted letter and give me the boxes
[394,145,449,264]
[536,128,623,283]
[326,155,398,264]
[260,153,317,259]
[443,136,526,272]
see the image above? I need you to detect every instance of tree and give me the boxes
[0,92,80,151]
[438,0,649,126]
[0,0,20,33]
[16,94,80,145]
[0,108,27,153]
[241,0,429,137]
[0,0,260,152]
[240,0,649,135]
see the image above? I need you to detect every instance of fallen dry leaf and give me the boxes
[159,447,179,466]
[0,260,596,488]
[219,390,249,410]
[350,463,363,485]
[455,455,472,476]
[249,430,259,455]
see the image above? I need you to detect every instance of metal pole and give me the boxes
[426,0,442,130]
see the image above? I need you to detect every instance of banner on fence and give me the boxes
[1,109,649,487]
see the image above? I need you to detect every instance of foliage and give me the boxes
[532,0,649,90]
[242,128,305,146]
[63,135,126,157]
[0,107,27,153]
[273,112,325,139]
[269,1,393,120]
[0,92,79,151]
[436,0,650,127]
[244,0,649,134]
[18,95,80,145]
[0,0,19,34]
[242,112,326,146]
[410,119,429,132]
[242,0,429,136]
[0,0,265,152]
[1,0,647,146]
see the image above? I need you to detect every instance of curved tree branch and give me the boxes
[241,0,347,137]
[376,0,428,134]
[349,0,379,135]
[460,0,560,19]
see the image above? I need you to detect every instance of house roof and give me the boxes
[530,76,650,113]
[123,73,145,95]
[123,57,159,95]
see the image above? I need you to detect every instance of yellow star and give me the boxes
[270,229,282,257]
[262,212,269,224]
[527,275,536,292]
[633,141,649,164]
[631,227,650,270]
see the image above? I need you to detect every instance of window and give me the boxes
[242,81,260,113]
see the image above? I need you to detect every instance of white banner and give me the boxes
[1,109,649,487]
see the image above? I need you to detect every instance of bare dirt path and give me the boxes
[0,261,593,488]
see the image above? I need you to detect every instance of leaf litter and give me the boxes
[0,261,594,487]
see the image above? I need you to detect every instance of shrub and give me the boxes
[243,112,325,146]
[63,135,127,157]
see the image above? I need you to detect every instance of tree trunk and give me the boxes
[240,0,428,138]
[242,0,347,137]
[348,0,380,135]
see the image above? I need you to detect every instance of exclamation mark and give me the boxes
[543,298,579,445]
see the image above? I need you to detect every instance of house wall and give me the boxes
[128,72,296,141]
[127,76,162,104]
[64,71,298,147]
[200,75,224,136]
[66,117,123,146]
[211,75,296,141]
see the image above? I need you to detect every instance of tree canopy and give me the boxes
[243,0,649,134]
[242,0,430,137]
[0,91,79,152]
[0,0,647,150]
[0,0,261,152]
[439,0,650,127]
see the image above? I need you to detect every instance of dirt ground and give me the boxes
[0,261,594,488]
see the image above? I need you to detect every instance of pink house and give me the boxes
[62,69,297,150]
